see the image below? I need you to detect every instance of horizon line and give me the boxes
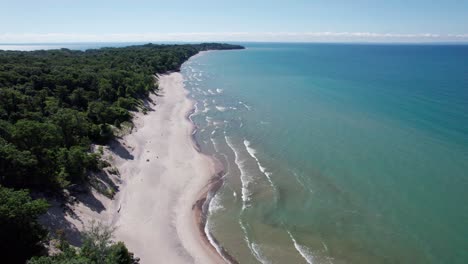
[2,41,468,46]
[1,32,468,44]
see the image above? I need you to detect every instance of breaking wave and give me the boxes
[243,140,275,189]
[287,230,315,264]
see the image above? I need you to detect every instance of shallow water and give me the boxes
[182,43,468,264]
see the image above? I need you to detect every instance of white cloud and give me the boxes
[448,34,468,38]
[0,32,467,43]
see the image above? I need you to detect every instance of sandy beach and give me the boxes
[111,72,223,263]
[41,72,225,263]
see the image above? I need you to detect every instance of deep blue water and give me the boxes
[182,43,468,264]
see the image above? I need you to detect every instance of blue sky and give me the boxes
[1,0,467,43]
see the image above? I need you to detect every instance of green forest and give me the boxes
[0,43,244,263]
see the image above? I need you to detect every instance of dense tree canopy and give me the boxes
[0,43,243,190]
[0,43,244,263]
[0,186,49,263]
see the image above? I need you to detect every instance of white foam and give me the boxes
[207,89,216,95]
[208,192,224,213]
[239,220,253,253]
[321,242,329,253]
[225,135,252,209]
[216,106,227,112]
[239,101,252,111]
[210,136,220,152]
[251,243,271,264]
[205,116,213,125]
[292,171,314,194]
[238,219,271,264]
[287,231,315,264]
[216,88,224,93]
[204,212,230,263]
[225,136,273,263]
[243,140,275,188]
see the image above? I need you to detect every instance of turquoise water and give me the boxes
[7,42,467,263]
[182,44,468,264]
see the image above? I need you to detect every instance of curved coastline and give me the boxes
[38,52,236,264]
[105,70,229,263]
[183,60,239,263]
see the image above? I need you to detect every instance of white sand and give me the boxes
[112,73,222,263]
[41,73,224,263]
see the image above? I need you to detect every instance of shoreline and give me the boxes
[110,72,226,263]
[185,84,239,264]
[185,93,231,263]
[38,72,227,263]
[39,52,233,263]
[184,65,239,264]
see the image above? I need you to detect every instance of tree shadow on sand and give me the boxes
[109,140,134,160]
[71,186,106,214]
[143,92,159,112]
[40,199,84,246]
[40,183,110,246]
